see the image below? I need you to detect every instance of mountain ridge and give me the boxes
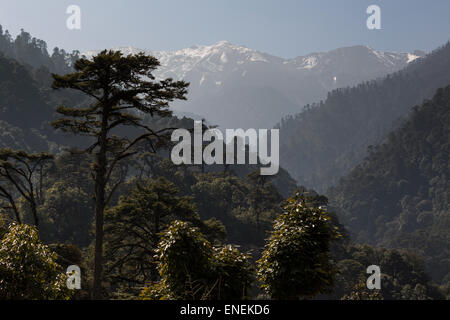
[84,42,424,130]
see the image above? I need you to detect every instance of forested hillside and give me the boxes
[0,44,309,299]
[0,26,447,300]
[0,25,91,153]
[0,30,299,245]
[0,50,93,153]
[0,53,55,151]
[278,42,450,192]
[0,25,79,74]
[329,86,450,284]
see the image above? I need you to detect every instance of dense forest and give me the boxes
[278,41,450,193]
[329,86,450,285]
[0,26,91,153]
[0,26,79,74]
[0,26,448,300]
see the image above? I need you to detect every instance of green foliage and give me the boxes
[190,172,283,245]
[212,245,254,300]
[39,181,93,247]
[341,281,383,300]
[0,148,53,226]
[103,177,206,292]
[440,279,450,300]
[154,220,215,299]
[142,220,254,300]
[139,280,175,300]
[0,223,72,299]
[137,155,286,247]
[49,243,83,268]
[329,244,444,300]
[257,193,341,299]
[0,215,7,239]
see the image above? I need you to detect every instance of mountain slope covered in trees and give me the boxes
[329,86,450,283]
[278,42,450,192]
[0,53,56,152]
[0,26,447,300]
[0,26,79,74]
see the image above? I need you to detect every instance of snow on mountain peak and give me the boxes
[84,43,423,71]
[82,43,425,96]
[81,42,427,131]
[135,41,279,80]
[216,40,231,46]
[407,53,420,63]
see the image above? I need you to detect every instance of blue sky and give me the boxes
[0,0,449,58]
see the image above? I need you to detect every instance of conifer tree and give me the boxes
[51,50,189,298]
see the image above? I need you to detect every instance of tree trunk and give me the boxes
[0,186,21,224]
[93,110,109,299]
[28,181,39,228]
[93,180,105,299]
[31,202,39,228]
[11,199,21,224]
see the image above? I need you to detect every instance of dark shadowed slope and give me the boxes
[278,42,450,192]
[329,86,450,283]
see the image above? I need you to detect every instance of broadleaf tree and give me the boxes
[257,193,341,299]
[140,220,254,300]
[0,223,72,300]
[0,148,53,227]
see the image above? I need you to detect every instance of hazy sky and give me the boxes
[0,0,449,58]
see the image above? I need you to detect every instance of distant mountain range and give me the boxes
[84,42,425,129]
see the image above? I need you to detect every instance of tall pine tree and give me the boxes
[51,50,188,298]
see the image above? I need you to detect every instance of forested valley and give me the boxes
[0,26,448,300]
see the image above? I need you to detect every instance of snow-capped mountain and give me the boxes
[84,42,425,129]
